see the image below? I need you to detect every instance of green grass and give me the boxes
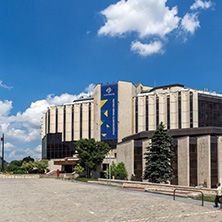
[196,196,215,202]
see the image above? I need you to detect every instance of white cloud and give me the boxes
[181,13,200,34]
[35,145,42,153]
[131,40,164,56]
[98,0,180,38]
[8,150,16,159]
[190,0,212,10]
[98,0,213,56]
[4,142,15,151]
[0,80,12,90]
[0,83,95,160]
[0,100,13,117]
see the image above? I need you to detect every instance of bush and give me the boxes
[13,170,27,174]
[114,162,128,180]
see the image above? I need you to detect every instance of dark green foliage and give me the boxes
[76,138,111,178]
[22,156,34,164]
[144,122,175,183]
[7,160,22,172]
[105,161,116,178]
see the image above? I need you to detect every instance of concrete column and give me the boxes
[159,94,167,127]
[218,137,222,184]
[138,96,145,133]
[82,103,89,139]
[50,107,56,133]
[116,140,134,180]
[181,90,190,129]
[170,93,178,129]
[94,84,101,141]
[197,135,211,188]
[148,94,156,130]
[193,91,198,128]
[57,106,64,140]
[118,81,135,143]
[178,137,190,186]
[74,104,80,141]
[65,105,72,141]
[41,113,46,139]
[132,97,136,134]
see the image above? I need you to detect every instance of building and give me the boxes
[41,81,222,188]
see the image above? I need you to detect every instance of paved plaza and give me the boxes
[1,178,222,222]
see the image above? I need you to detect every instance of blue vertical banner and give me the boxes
[101,83,118,140]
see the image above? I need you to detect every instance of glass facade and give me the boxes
[134,140,142,181]
[189,137,197,186]
[171,139,178,185]
[211,136,218,187]
[198,94,222,127]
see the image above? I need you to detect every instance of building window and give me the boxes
[190,137,197,186]
[135,97,138,133]
[134,140,142,181]
[156,96,159,127]
[80,104,82,139]
[48,109,50,133]
[167,96,170,129]
[56,108,58,133]
[63,106,66,141]
[72,105,74,141]
[146,96,149,131]
[89,103,91,139]
[190,92,193,128]
[171,139,178,185]
[178,92,181,129]
[211,136,218,188]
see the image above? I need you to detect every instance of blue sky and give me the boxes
[0,0,221,161]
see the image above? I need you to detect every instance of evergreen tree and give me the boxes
[144,122,175,183]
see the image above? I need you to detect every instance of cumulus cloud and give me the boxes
[0,83,94,160]
[131,40,164,56]
[0,80,12,90]
[98,0,213,56]
[190,0,212,10]
[98,0,180,38]
[4,142,15,151]
[181,13,200,34]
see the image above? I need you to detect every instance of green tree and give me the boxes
[73,163,84,175]
[144,122,175,183]
[21,161,34,173]
[33,160,48,170]
[114,162,128,180]
[22,156,34,164]
[76,138,111,178]
[7,160,22,172]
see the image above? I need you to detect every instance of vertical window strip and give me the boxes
[146,96,149,131]
[135,97,138,133]
[56,108,58,133]
[167,96,170,129]
[89,103,91,139]
[63,106,66,141]
[190,92,193,128]
[178,92,181,129]
[72,105,74,141]
[48,109,50,133]
[80,104,82,139]
[156,96,159,127]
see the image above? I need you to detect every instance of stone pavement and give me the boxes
[0,178,222,222]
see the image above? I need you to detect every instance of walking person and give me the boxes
[214,182,221,208]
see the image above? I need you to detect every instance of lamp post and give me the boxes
[1,134,4,172]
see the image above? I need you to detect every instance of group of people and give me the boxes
[214,182,222,208]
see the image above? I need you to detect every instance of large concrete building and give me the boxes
[41,81,222,188]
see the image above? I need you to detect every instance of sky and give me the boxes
[0,0,221,162]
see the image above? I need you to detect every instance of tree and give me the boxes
[33,160,48,170]
[105,161,116,179]
[7,160,22,172]
[22,156,34,164]
[144,122,175,183]
[76,138,111,178]
[21,161,34,173]
[73,164,84,175]
[114,162,128,180]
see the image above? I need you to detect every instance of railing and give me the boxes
[173,188,204,206]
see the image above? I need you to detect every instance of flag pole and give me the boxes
[1,134,4,172]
